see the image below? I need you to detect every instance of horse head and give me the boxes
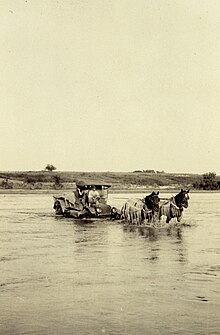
[145,191,160,213]
[175,189,190,209]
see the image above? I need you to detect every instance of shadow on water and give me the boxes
[54,215,108,226]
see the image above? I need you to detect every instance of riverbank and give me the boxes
[1,170,219,195]
[0,170,200,190]
[0,188,218,195]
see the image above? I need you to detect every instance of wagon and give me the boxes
[53,181,112,219]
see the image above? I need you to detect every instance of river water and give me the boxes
[0,192,219,335]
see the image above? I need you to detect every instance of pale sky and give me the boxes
[1,0,220,174]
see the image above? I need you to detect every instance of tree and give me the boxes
[45,164,57,172]
[193,172,219,190]
[202,172,217,190]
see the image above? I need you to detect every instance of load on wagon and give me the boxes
[53,181,112,219]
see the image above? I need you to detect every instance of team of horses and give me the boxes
[111,189,190,225]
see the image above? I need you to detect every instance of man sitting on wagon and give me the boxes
[88,186,100,207]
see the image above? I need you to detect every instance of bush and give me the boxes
[53,175,63,189]
[1,179,13,189]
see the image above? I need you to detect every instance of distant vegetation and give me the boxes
[1,170,219,191]
[133,170,165,174]
[53,175,63,189]
[193,172,220,190]
[0,178,13,189]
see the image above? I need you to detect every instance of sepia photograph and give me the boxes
[0,0,220,334]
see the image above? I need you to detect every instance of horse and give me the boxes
[121,191,160,225]
[174,189,190,209]
[120,199,144,224]
[144,191,160,222]
[159,189,190,223]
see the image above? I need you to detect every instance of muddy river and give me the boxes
[0,192,219,334]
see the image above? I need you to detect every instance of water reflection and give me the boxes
[123,222,184,241]
[122,222,190,267]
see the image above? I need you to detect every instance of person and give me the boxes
[88,186,100,207]
[81,186,89,206]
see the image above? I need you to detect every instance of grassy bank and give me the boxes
[0,170,205,191]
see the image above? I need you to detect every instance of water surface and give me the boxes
[0,192,219,334]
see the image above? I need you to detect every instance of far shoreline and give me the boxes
[0,188,219,195]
